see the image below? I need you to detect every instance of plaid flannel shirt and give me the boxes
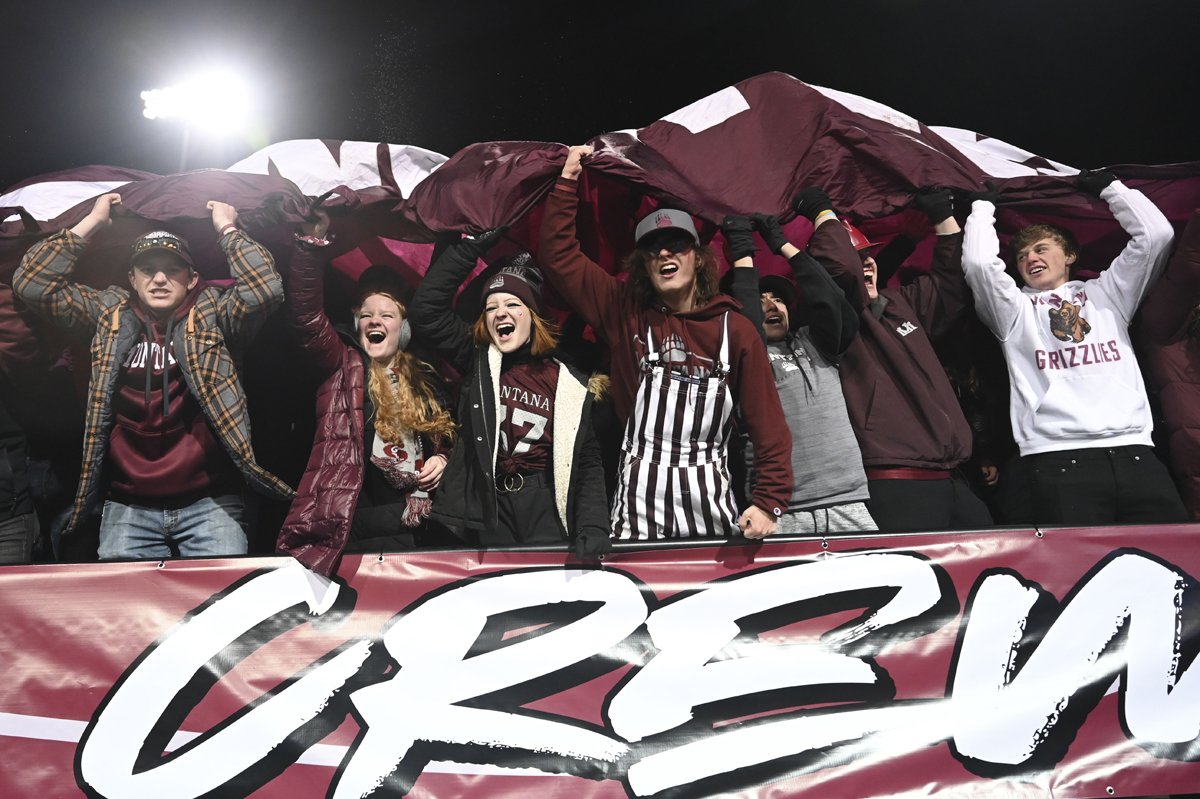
[13,228,296,534]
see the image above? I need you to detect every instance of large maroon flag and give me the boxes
[5,71,1200,295]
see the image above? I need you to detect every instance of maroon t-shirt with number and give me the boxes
[496,360,558,476]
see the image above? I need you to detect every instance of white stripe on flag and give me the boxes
[0,711,563,775]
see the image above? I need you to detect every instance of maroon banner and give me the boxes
[5,527,1200,798]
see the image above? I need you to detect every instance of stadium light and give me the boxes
[140,71,253,172]
[141,72,251,130]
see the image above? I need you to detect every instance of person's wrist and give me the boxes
[813,209,837,227]
[219,223,238,237]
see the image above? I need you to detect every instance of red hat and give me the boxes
[841,219,884,252]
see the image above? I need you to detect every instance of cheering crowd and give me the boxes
[2,145,1197,576]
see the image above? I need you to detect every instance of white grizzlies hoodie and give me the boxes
[962,182,1174,456]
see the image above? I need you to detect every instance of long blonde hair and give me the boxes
[356,293,457,446]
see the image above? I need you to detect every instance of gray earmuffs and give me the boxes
[353,311,411,352]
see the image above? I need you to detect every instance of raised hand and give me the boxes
[207,200,239,235]
[911,187,955,225]
[561,145,593,181]
[721,216,758,262]
[792,187,835,223]
[750,213,790,255]
[966,181,999,206]
[71,193,122,240]
[1076,169,1117,196]
[464,225,511,252]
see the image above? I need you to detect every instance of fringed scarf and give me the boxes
[368,367,432,527]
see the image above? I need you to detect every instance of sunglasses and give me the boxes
[640,233,696,256]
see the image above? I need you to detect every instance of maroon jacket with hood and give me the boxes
[810,219,973,471]
[1139,209,1200,518]
[539,177,792,516]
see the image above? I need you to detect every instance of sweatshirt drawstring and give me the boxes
[143,316,154,408]
[162,313,174,421]
[142,314,174,426]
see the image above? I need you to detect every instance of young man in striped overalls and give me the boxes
[539,145,792,541]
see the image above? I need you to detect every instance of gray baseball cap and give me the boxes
[634,209,699,249]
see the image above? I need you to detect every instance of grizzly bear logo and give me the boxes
[1049,301,1091,343]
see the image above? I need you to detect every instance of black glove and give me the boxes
[462,225,510,253]
[750,213,790,255]
[1076,169,1117,195]
[574,528,613,561]
[720,216,758,261]
[911,187,954,225]
[792,187,835,223]
[966,180,999,206]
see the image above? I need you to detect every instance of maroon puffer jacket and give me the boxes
[1139,209,1200,518]
[275,244,367,576]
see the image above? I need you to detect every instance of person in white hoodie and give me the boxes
[961,169,1187,525]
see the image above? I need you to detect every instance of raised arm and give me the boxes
[282,210,346,379]
[1084,172,1175,324]
[753,213,857,357]
[898,188,970,341]
[209,201,285,346]
[720,216,766,346]
[796,188,871,314]
[538,145,629,346]
[12,193,122,339]
[961,183,1026,341]
[409,231,500,374]
[1141,209,1200,345]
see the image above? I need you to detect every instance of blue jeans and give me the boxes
[97,494,248,560]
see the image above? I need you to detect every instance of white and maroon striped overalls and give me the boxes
[612,313,739,539]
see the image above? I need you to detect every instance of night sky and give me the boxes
[3,0,1198,193]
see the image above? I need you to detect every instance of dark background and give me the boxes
[3,0,1199,192]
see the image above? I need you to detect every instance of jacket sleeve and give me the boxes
[730,313,793,515]
[872,234,917,289]
[961,201,1027,341]
[283,243,347,379]
[215,229,286,346]
[538,177,631,346]
[806,218,870,314]
[409,238,481,375]
[789,249,858,358]
[900,230,969,341]
[12,229,111,340]
[725,266,767,347]
[1141,209,1200,345]
[1094,180,1176,326]
[571,418,612,541]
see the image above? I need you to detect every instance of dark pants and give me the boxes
[868,475,994,533]
[0,512,38,565]
[1027,445,1187,526]
[491,472,566,546]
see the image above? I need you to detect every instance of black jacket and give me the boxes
[409,239,610,545]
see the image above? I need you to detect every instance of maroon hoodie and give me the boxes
[539,177,792,515]
[808,219,973,471]
[106,277,240,507]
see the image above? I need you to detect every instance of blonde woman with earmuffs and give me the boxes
[275,210,457,577]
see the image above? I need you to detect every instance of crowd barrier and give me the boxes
[3,524,1200,798]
